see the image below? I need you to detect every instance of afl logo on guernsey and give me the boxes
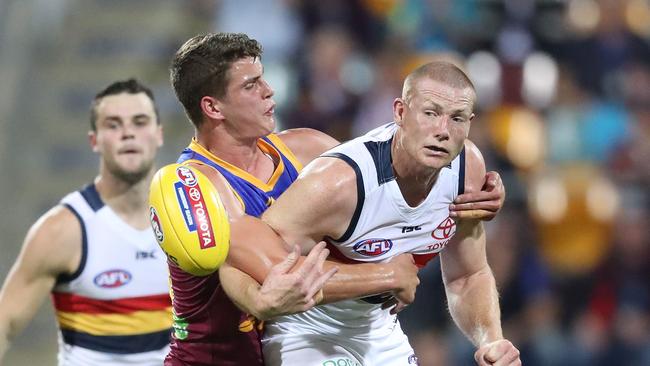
[149,207,164,243]
[432,217,456,240]
[176,166,198,187]
[353,238,393,257]
[94,269,132,288]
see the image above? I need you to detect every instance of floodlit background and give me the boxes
[1,0,649,365]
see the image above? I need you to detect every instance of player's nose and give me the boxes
[432,115,450,140]
[260,78,274,99]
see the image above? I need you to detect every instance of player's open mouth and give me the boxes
[264,104,276,116]
[426,146,448,154]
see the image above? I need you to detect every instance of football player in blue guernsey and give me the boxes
[166,32,506,366]
[227,62,521,365]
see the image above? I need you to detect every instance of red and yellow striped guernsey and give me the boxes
[52,184,172,365]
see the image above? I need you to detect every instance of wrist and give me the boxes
[475,327,503,348]
[247,283,271,320]
[385,262,403,292]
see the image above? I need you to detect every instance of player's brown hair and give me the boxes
[90,78,158,131]
[170,33,263,128]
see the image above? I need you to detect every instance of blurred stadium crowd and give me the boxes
[0,0,649,365]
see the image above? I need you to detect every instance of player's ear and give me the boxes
[393,98,405,126]
[88,130,99,153]
[156,124,164,147]
[200,96,225,121]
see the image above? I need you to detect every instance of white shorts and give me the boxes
[263,317,418,366]
[57,340,169,366]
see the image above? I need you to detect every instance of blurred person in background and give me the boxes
[0,79,171,366]
[570,204,650,366]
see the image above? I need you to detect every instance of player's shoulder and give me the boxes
[32,205,82,244]
[289,153,360,212]
[274,128,339,166]
[22,204,83,274]
[184,161,244,218]
[462,139,487,193]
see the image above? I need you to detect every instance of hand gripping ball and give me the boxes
[149,164,230,276]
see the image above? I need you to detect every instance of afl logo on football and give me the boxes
[432,217,456,240]
[353,238,393,257]
[176,166,198,187]
[94,269,132,288]
[149,207,164,243]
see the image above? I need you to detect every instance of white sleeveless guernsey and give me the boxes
[51,184,172,366]
[263,122,465,366]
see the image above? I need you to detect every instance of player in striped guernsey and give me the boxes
[0,79,171,365]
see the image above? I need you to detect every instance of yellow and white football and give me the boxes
[149,163,230,276]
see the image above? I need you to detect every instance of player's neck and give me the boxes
[196,131,276,179]
[94,171,152,229]
[391,139,441,207]
[393,169,441,207]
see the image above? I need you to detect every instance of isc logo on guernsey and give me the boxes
[353,238,393,257]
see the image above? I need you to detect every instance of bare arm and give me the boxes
[275,128,340,166]
[265,156,419,303]
[0,207,81,363]
[440,140,520,365]
[441,220,501,344]
[215,133,417,317]
[188,163,334,318]
[220,243,336,320]
[226,214,417,306]
[226,156,418,304]
[450,170,506,221]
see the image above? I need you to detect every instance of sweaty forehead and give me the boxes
[410,79,475,109]
[229,57,262,78]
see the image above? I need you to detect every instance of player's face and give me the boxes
[394,78,474,170]
[218,57,276,139]
[90,92,163,184]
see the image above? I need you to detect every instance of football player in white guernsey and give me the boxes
[227,61,520,366]
[0,79,171,366]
